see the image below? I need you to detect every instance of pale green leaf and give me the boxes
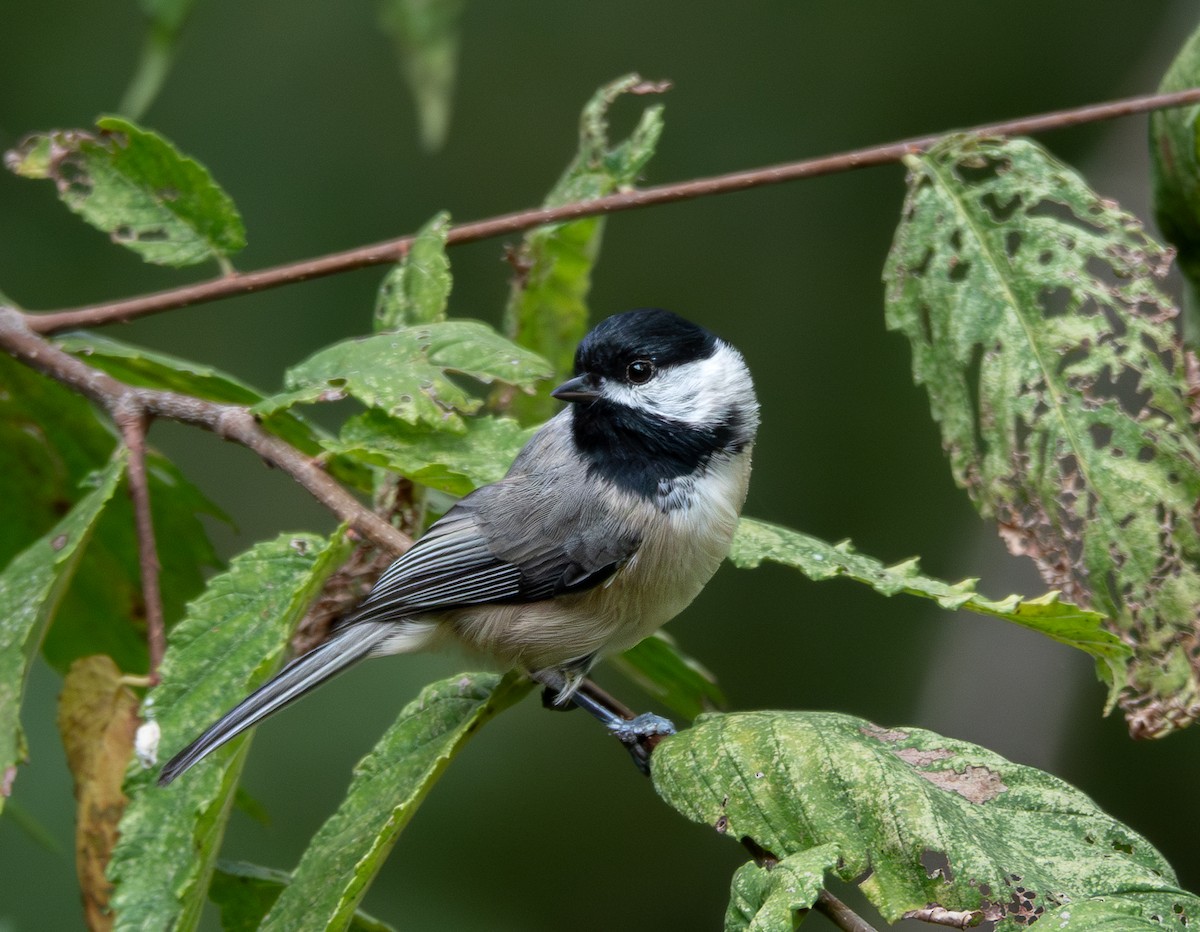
[260,671,532,930]
[730,517,1128,703]
[257,320,553,431]
[726,846,838,932]
[209,861,396,932]
[330,408,535,495]
[883,136,1200,736]
[107,531,351,932]
[502,74,666,421]
[378,0,466,150]
[375,211,452,331]
[4,116,245,267]
[612,632,726,720]
[0,452,126,811]
[654,711,1199,929]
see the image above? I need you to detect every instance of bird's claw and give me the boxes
[608,713,676,775]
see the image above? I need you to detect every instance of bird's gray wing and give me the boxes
[348,472,641,622]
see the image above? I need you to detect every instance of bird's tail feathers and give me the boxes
[157,620,395,785]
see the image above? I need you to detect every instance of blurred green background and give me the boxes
[3,2,1199,929]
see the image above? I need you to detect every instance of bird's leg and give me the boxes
[530,669,675,775]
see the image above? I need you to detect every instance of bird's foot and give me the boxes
[607,713,676,775]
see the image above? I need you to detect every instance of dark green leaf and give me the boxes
[377,0,466,150]
[654,711,1199,929]
[4,116,245,267]
[611,633,726,720]
[1150,22,1200,332]
[107,531,351,932]
[43,452,225,676]
[502,74,666,422]
[257,320,553,431]
[375,211,452,331]
[259,671,531,930]
[210,861,396,932]
[730,517,1128,704]
[0,452,126,811]
[883,136,1200,736]
[330,408,535,495]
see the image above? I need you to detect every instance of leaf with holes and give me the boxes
[258,672,531,931]
[256,320,553,431]
[653,711,1200,930]
[0,452,126,812]
[107,531,351,932]
[502,74,666,422]
[883,135,1200,737]
[375,211,452,331]
[729,517,1129,702]
[4,116,245,267]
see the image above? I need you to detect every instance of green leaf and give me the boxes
[0,353,117,569]
[330,408,536,495]
[257,320,553,431]
[730,517,1129,704]
[725,846,838,932]
[107,531,351,932]
[611,632,726,720]
[654,711,1200,929]
[0,451,126,811]
[375,212,452,331]
[882,135,1200,737]
[377,0,466,150]
[209,861,396,932]
[502,74,666,422]
[259,671,532,930]
[1150,22,1200,333]
[119,0,199,119]
[4,116,245,267]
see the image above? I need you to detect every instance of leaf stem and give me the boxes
[24,86,1200,335]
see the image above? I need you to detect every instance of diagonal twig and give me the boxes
[22,86,1200,335]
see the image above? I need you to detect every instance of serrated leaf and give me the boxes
[883,136,1200,737]
[259,671,531,930]
[654,711,1200,930]
[611,632,726,720]
[0,452,126,811]
[209,861,396,932]
[375,211,452,331]
[257,320,553,430]
[726,846,837,932]
[378,0,466,150]
[502,74,666,422]
[730,517,1128,703]
[57,655,141,932]
[107,531,351,932]
[1150,22,1200,331]
[330,408,536,495]
[4,116,245,267]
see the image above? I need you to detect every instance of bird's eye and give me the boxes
[626,359,655,384]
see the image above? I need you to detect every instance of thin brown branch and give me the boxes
[815,891,879,932]
[25,86,1200,335]
[113,399,166,682]
[0,307,412,557]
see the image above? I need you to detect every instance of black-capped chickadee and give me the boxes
[158,308,759,784]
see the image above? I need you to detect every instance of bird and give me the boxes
[158,308,759,784]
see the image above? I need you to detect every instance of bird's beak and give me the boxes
[551,374,600,403]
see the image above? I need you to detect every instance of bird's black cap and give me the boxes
[573,308,718,379]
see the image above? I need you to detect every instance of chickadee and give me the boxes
[158,308,759,784]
